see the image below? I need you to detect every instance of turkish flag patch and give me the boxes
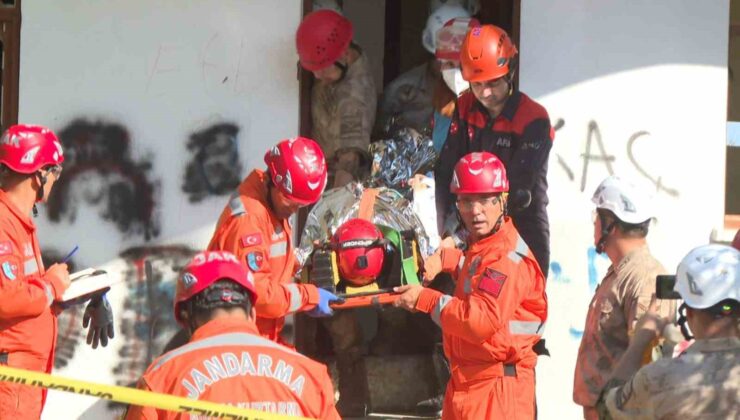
[0,241,11,256]
[246,251,265,272]
[478,268,507,298]
[240,233,263,248]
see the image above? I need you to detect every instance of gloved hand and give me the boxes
[83,292,115,349]
[307,288,343,318]
[423,250,443,284]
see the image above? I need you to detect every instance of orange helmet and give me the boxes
[460,24,518,82]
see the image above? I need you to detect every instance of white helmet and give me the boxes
[422,4,470,54]
[675,244,740,309]
[591,175,654,224]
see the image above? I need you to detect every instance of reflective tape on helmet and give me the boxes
[432,295,453,327]
[509,320,545,336]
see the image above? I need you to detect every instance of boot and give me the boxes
[336,353,371,417]
[415,343,449,417]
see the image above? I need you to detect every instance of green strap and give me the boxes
[377,225,420,286]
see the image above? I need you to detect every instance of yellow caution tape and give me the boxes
[0,365,311,420]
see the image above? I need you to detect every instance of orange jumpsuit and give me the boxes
[415,218,547,420]
[124,318,340,420]
[208,170,319,342]
[0,190,68,419]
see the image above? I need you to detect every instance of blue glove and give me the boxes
[307,288,343,318]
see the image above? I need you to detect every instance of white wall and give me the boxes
[519,1,729,419]
[19,1,301,418]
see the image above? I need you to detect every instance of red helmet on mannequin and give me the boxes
[332,218,385,286]
[0,124,64,174]
[460,24,518,82]
[173,251,258,327]
[264,137,327,205]
[450,152,509,194]
[296,9,353,72]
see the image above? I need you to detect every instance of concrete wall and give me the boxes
[519,1,729,418]
[19,1,301,418]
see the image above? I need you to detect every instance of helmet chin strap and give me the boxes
[334,61,348,82]
[677,303,694,341]
[596,212,616,254]
[33,172,48,218]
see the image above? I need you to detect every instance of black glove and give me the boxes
[83,291,114,349]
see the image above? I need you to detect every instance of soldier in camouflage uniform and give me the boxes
[296,9,377,417]
[602,244,739,419]
[573,176,676,420]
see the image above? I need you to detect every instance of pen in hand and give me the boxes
[61,245,79,264]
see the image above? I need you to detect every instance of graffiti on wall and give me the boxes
[549,246,610,340]
[112,245,196,392]
[552,119,680,197]
[182,123,242,202]
[46,119,160,240]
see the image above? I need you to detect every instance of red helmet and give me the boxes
[173,250,258,326]
[460,25,518,82]
[296,9,353,71]
[0,124,64,174]
[332,219,385,286]
[264,137,327,205]
[451,152,509,194]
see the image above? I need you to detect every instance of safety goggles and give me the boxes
[46,165,63,179]
[456,195,502,212]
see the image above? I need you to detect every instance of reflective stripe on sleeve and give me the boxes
[24,258,39,275]
[509,320,545,336]
[270,241,287,258]
[228,193,246,216]
[507,235,530,264]
[285,283,303,312]
[44,283,54,306]
[431,295,453,327]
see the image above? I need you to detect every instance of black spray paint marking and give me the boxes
[47,119,160,239]
[182,123,242,203]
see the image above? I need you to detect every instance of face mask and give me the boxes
[442,68,468,96]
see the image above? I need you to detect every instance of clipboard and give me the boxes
[60,268,119,303]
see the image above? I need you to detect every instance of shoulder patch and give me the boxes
[246,251,265,272]
[240,233,263,248]
[0,241,11,256]
[2,260,19,281]
[478,268,507,298]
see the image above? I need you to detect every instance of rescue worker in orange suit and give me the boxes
[435,25,554,278]
[395,151,547,420]
[124,250,341,420]
[208,137,342,345]
[0,125,72,419]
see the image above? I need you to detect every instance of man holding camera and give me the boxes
[573,176,677,420]
[602,244,739,418]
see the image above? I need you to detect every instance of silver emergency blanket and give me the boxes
[368,128,437,191]
[296,183,433,267]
